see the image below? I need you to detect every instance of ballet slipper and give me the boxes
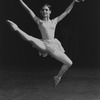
[53,76,61,87]
[6,20,19,31]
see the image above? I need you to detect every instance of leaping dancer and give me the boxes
[7,0,84,87]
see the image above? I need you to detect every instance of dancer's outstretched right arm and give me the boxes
[19,0,40,23]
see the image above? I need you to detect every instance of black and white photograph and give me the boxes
[0,0,100,100]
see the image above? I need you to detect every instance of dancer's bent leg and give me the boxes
[7,20,46,51]
[51,51,73,86]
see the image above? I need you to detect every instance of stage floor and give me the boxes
[0,67,100,100]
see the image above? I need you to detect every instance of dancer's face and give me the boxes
[40,5,51,18]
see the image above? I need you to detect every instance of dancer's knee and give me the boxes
[65,59,73,67]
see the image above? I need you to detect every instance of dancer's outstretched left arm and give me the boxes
[56,0,84,23]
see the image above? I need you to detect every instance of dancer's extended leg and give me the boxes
[51,51,73,87]
[7,20,46,51]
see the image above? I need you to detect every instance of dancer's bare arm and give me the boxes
[19,0,40,23]
[55,0,84,23]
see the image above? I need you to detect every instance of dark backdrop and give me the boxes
[0,0,99,72]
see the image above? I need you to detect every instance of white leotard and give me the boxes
[37,18,58,40]
[34,18,65,57]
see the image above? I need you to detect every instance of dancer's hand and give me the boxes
[75,0,84,3]
[19,0,23,3]
[6,20,19,31]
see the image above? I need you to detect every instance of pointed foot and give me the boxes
[6,20,18,31]
[53,76,61,87]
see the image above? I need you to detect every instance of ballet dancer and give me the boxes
[7,0,84,87]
